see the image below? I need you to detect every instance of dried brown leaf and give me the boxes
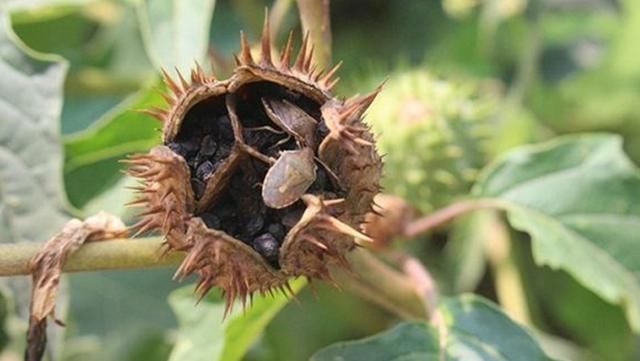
[25,212,127,361]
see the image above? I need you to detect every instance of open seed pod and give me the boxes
[126,15,382,311]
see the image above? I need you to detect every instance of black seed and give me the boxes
[201,213,221,229]
[191,178,205,199]
[246,214,265,236]
[167,142,186,157]
[199,135,218,158]
[309,167,328,192]
[187,158,198,171]
[267,223,285,240]
[196,160,215,180]
[216,143,231,160]
[236,233,252,244]
[182,138,200,157]
[253,233,280,267]
[316,119,329,139]
[283,88,302,101]
[217,115,234,141]
[282,209,304,228]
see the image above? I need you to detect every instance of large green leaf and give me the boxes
[137,0,216,74]
[168,279,305,361]
[0,11,69,358]
[532,268,635,361]
[67,268,179,361]
[0,14,69,243]
[473,134,640,332]
[0,291,7,351]
[311,295,556,361]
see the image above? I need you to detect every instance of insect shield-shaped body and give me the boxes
[262,148,316,209]
[126,13,383,312]
[262,98,317,147]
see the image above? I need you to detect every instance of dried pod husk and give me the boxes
[127,14,382,308]
[125,145,195,249]
[175,217,288,313]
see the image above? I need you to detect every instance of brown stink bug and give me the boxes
[262,147,317,208]
[262,98,317,147]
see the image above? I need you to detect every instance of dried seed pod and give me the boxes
[127,12,383,309]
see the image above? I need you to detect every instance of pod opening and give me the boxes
[166,82,342,267]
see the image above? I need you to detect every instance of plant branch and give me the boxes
[397,253,439,321]
[482,210,532,325]
[403,198,504,238]
[1,237,431,322]
[270,0,294,38]
[331,248,429,320]
[296,0,332,69]
[0,237,183,277]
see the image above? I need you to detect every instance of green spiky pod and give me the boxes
[366,70,496,212]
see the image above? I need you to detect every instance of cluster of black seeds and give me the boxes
[167,98,234,199]
[165,84,342,268]
[194,159,298,268]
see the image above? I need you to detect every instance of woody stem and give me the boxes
[331,249,431,320]
[0,236,434,322]
[0,237,183,277]
[403,198,505,238]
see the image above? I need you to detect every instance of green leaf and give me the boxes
[443,212,489,293]
[168,279,305,361]
[0,291,7,351]
[473,134,640,332]
[532,269,635,361]
[0,13,68,243]
[0,11,70,358]
[137,0,216,74]
[311,295,556,361]
[63,87,162,209]
[68,268,180,361]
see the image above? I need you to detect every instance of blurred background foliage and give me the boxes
[1,0,639,360]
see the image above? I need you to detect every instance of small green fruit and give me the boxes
[366,69,497,212]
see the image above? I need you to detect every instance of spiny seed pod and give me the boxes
[366,69,495,213]
[125,15,382,313]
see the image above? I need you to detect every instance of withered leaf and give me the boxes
[26,212,127,361]
[262,148,317,209]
